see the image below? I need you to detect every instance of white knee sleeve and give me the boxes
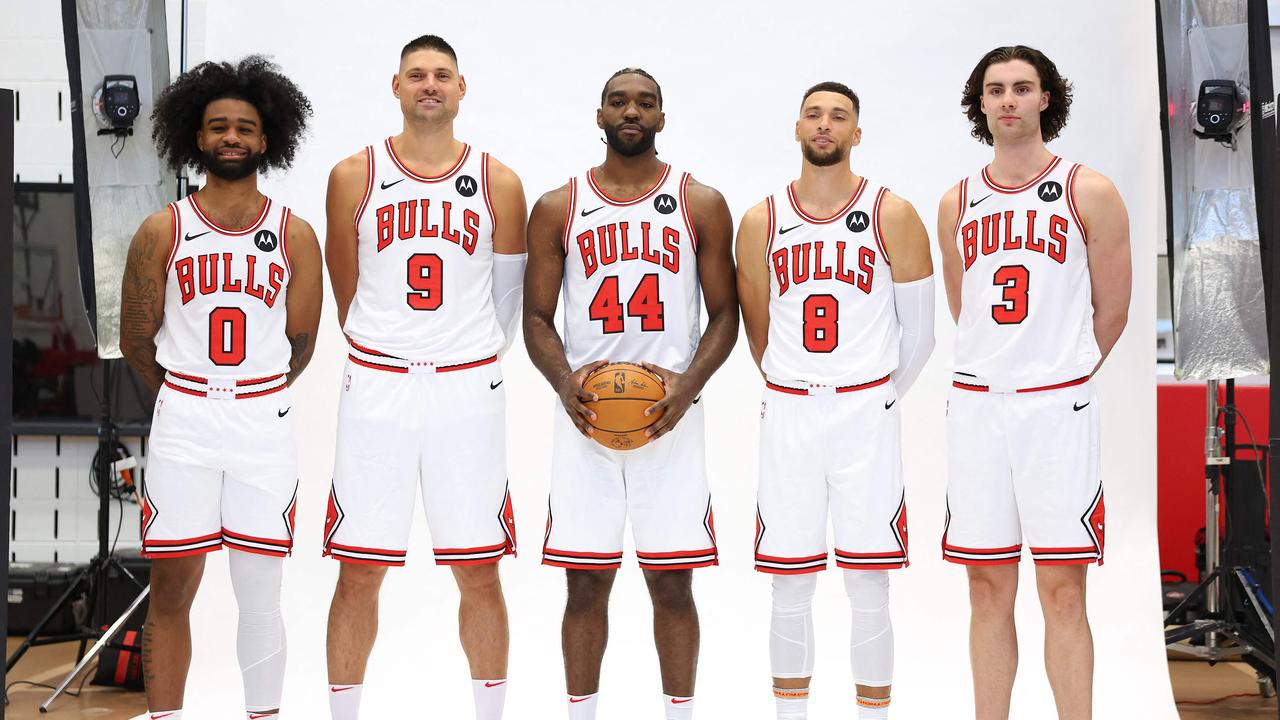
[229,550,287,712]
[844,570,893,687]
[770,573,818,679]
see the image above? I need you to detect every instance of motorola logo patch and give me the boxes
[845,210,870,232]
[1037,181,1063,202]
[254,229,278,252]
[654,194,677,215]
[455,175,478,197]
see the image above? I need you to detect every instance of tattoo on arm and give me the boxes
[119,236,166,392]
[286,332,311,384]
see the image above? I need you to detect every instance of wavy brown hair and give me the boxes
[961,45,1073,145]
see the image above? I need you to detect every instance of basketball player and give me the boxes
[524,68,739,719]
[736,82,935,720]
[119,56,321,720]
[322,34,526,720]
[937,47,1130,720]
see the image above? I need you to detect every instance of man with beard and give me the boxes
[120,56,322,720]
[735,82,935,720]
[524,68,738,720]
[937,46,1129,720]
[321,34,527,720]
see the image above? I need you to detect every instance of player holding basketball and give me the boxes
[524,68,738,719]
[937,46,1130,720]
[120,56,322,720]
[322,34,526,720]
[736,82,935,720]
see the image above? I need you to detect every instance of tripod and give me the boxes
[3,359,151,709]
[1165,379,1276,694]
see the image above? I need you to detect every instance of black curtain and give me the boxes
[1,87,15,717]
[59,0,95,343]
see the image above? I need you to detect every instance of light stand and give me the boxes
[1165,379,1275,694]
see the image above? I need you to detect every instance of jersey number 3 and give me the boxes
[992,265,1029,324]
[590,274,664,334]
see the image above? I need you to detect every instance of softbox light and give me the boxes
[62,0,171,358]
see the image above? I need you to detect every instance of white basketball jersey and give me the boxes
[952,156,1100,389]
[154,194,292,379]
[344,139,503,361]
[561,165,701,372]
[760,178,898,385]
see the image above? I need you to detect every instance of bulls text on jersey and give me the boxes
[771,240,875,296]
[372,199,481,255]
[574,220,680,278]
[174,252,286,308]
[958,209,1071,270]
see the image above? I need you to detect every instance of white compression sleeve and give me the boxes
[228,549,287,713]
[492,252,527,357]
[891,276,936,397]
[844,570,893,687]
[770,573,818,679]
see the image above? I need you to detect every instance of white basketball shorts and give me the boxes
[943,377,1105,566]
[542,399,717,571]
[324,351,515,567]
[141,372,298,559]
[754,375,908,574]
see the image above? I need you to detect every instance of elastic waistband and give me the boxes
[951,373,1089,394]
[347,338,496,375]
[766,374,890,396]
[164,371,287,399]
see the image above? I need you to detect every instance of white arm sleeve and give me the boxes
[492,252,527,357]
[892,275,936,397]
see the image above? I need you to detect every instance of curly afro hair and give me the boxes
[151,55,312,174]
[961,45,1073,146]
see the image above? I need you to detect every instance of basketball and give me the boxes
[582,362,665,450]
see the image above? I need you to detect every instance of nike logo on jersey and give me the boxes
[330,686,355,693]
[569,697,591,703]
[671,698,692,704]
[778,224,802,235]
[1073,401,1090,412]
[490,380,503,390]
[278,407,291,417]
[184,230,211,242]
[968,194,993,208]
[151,714,177,719]
[484,681,506,688]
[580,205,605,217]
[380,178,404,190]
[884,399,896,410]
[248,714,277,719]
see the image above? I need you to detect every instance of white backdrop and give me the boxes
[180,1,1171,717]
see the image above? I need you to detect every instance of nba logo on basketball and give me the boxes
[613,372,626,393]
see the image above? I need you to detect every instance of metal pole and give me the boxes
[38,586,150,712]
[1206,379,1222,649]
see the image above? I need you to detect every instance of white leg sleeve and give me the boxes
[844,570,893,687]
[229,549,287,712]
[770,573,818,679]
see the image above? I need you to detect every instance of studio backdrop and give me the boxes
[160,1,1171,717]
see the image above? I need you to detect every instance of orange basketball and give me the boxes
[581,362,665,451]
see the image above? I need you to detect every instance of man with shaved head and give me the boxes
[524,68,739,720]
